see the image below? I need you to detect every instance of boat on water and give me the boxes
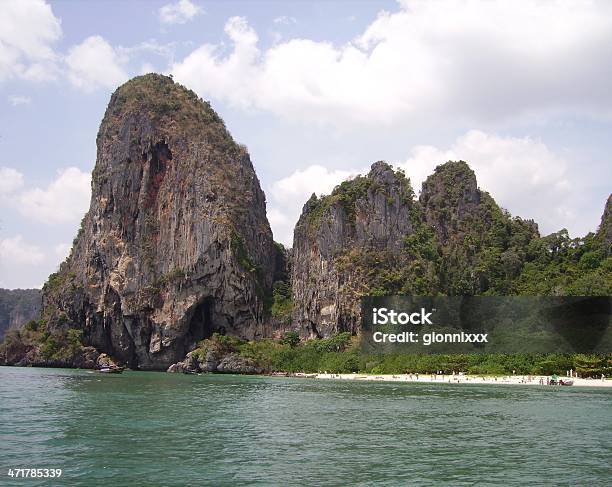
[549,376,573,386]
[98,366,124,374]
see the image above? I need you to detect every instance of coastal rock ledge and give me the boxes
[167,350,263,375]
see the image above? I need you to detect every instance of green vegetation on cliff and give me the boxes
[106,73,231,143]
[301,160,610,298]
[513,230,612,295]
[271,281,292,318]
[0,319,90,366]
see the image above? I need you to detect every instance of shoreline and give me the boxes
[3,365,611,388]
[291,372,612,388]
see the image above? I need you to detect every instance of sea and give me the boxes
[0,367,610,486]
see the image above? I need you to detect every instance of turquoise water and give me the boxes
[0,368,611,486]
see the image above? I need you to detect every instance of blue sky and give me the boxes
[1,0,611,288]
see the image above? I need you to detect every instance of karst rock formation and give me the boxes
[42,74,279,369]
[30,74,610,369]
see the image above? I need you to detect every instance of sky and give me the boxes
[0,0,611,289]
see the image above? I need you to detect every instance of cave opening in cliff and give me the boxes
[151,141,172,174]
[186,297,215,347]
[145,141,172,207]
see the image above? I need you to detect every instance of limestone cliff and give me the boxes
[291,162,419,337]
[42,74,277,369]
[6,74,608,367]
[420,161,483,244]
[290,161,542,337]
[419,161,540,295]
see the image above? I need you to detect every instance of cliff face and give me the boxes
[8,74,609,367]
[0,289,41,339]
[291,162,418,337]
[42,74,277,369]
[420,161,482,244]
[419,161,540,295]
[291,160,542,337]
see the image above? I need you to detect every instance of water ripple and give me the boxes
[0,368,611,486]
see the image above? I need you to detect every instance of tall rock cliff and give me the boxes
[42,74,277,369]
[419,161,539,295]
[291,162,420,337]
[291,160,541,337]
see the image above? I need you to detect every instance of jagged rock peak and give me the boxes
[419,160,482,243]
[42,73,277,370]
[301,192,320,214]
[420,160,479,206]
[291,160,417,337]
[290,158,549,337]
[103,73,225,135]
[367,160,398,184]
[294,161,415,239]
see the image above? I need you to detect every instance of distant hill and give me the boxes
[0,289,41,339]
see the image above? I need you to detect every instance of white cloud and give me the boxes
[273,16,297,25]
[0,167,24,196]
[140,62,156,75]
[172,1,612,127]
[8,95,32,106]
[0,0,62,82]
[0,235,45,266]
[271,165,361,206]
[19,167,91,224]
[172,17,262,110]
[0,165,88,288]
[66,36,128,91]
[267,130,579,245]
[0,236,71,288]
[159,0,203,25]
[119,40,177,61]
[54,242,71,260]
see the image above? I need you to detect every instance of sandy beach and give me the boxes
[295,372,612,388]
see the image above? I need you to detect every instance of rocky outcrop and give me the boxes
[167,348,262,374]
[291,162,418,337]
[216,354,263,374]
[419,161,540,295]
[290,160,542,337]
[7,74,606,372]
[42,74,278,370]
[167,350,200,373]
[420,161,482,244]
[0,289,41,339]
[6,345,99,369]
